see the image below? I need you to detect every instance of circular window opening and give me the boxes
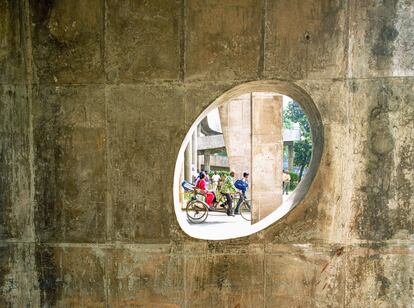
[173,81,324,240]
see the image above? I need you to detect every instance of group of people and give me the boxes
[193,169,292,216]
[194,170,249,217]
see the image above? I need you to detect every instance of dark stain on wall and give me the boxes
[0,84,31,240]
[357,79,413,241]
[395,142,414,232]
[368,0,398,71]
[358,82,395,241]
[377,274,391,298]
[33,87,65,242]
[29,0,105,83]
[212,256,230,290]
[0,245,12,306]
[35,245,61,307]
[0,0,26,83]
[0,125,12,240]
[29,0,55,22]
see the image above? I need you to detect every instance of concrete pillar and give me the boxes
[219,92,283,222]
[184,139,192,182]
[197,126,202,171]
[204,151,211,172]
[288,142,294,172]
[218,93,252,179]
[251,93,283,223]
[192,130,198,174]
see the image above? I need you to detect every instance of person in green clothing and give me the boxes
[220,171,237,216]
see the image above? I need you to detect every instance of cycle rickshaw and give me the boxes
[181,180,251,223]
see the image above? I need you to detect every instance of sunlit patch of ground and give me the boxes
[177,194,291,238]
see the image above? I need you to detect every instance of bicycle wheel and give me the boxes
[239,200,251,221]
[186,200,208,223]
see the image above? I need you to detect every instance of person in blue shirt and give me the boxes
[234,172,249,214]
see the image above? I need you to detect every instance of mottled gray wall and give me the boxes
[0,0,413,307]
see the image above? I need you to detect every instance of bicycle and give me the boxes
[233,193,252,221]
[185,190,230,223]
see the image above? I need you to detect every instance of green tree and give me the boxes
[283,107,294,129]
[284,101,312,181]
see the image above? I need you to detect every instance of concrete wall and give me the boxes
[0,0,413,307]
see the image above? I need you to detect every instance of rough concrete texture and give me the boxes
[219,93,283,222]
[0,1,27,84]
[219,93,252,180]
[0,0,413,307]
[251,93,283,222]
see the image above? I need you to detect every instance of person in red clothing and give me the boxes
[196,172,215,207]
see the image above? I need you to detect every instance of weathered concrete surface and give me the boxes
[106,0,181,82]
[349,0,414,78]
[33,85,107,243]
[350,78,414,241]
[264,244,346,306]
[35,244,107,307]
[29,0,105,84]
[219,93,252,179]
[0,243,39,306]
[107,84,185,242]
[1,0,413,307]
[108,245,185,307]
[0,1,27,84]
[251,93,283,222]
[264,0,348,80]
[220,93,284,222]
[0,85,32,240]
[186,0,262,81]
[344,244,414,307]
[184,243,265,307]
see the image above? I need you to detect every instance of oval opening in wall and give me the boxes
[173,81,324,240]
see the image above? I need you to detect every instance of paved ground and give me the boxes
[177,210,251,238]
[178,194,290,238]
